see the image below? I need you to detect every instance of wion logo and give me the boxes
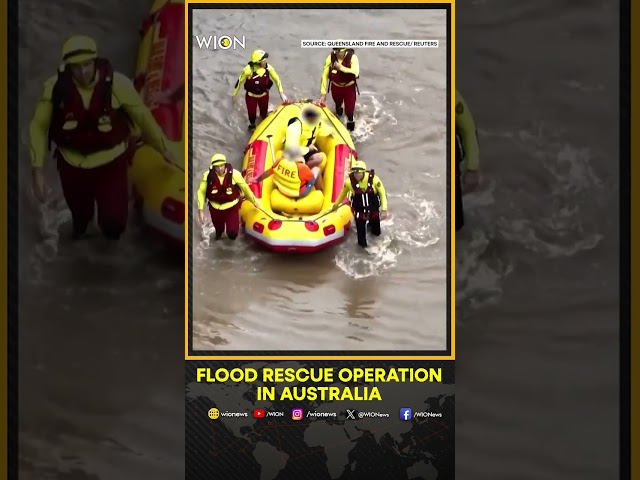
[194,35,246,50]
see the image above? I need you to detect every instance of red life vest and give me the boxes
[48,58,132,156]
[329,49,358,85]
[244,65,274,95]
[206,164,241,204]
[350,170,380,215]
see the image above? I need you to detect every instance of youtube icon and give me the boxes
[253,409,266,418]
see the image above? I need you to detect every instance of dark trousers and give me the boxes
[355,211,381,248]
[330,83,357,117]
[56,149,131,239]
[208,202,241,239]
[245,93,269,125]
[455,133,464,231]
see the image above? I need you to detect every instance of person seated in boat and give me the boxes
[283,104,334,170]
[249,146,323,199]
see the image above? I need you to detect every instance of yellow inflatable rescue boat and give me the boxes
[130,0,185,246]
[240,100,356,253]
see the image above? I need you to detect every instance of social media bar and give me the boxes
[207,407,443,421]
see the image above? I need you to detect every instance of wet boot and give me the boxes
[346,114,355,131]
[248,122,256,131]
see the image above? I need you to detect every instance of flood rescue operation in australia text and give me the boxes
[196,367,443,384]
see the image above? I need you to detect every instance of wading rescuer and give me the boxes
[29,35,176,240]
[197,153,257,240]
[455,89,480,231]
[249,146,323,198]
[232,49,288,131]
[284,104,334,170]
[331,160,388,248]
[318,46,360,132]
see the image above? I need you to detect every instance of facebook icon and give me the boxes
[399,408,412,421]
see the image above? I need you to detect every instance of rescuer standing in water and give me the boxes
[232,49,288,131]
[197,153,258,241]
[29,35,176,240]
[331,160,388,248]
[318,47,360,131]
[455,89,480,231]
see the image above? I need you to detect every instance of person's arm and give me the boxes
[373,176,388,211]
[284,119,303,150]
[267,66,284,94]
[320,55,332,95]
[29,76,56,168]
[254,165,275,183]
[332,183,353,208]
[339,54,359,77]
[196,170,209,210]
[232,170,256,203]
[113,72,169,155]
[232,66,251,96]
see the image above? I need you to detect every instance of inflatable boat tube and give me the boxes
[240,100,356,253]
[130,0,185,246]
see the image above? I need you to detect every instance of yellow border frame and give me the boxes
[184,0,456,361]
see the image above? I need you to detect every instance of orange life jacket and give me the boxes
[206,164,241,204]
[48,58,131,155]
[329,49,358,85]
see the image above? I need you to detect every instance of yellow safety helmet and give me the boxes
[211,153,227,166]
[62,35,98,64]
[251,49,268,63]
[351,160,367,171]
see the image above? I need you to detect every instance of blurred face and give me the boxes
[214,164,226,175]
[302,111,320,126]
[259,59,268,68]
[353,170,365,181]
[69,59,96,86]
[336,49,347,60]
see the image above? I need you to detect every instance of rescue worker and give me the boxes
[455,89,480,231]
[232,49,288,131]
[249,146,323,198]
[331,160,388,248]
[197,153,258,240]
[283,104,334,170]
[29,35,176,240]
[318,47,360,131]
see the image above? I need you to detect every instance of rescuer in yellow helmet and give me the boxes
[197,153,257,241]
[232,49,289,130]
[331,160,388,248]
[28,35,175,241]
[455,89,480,231]
[318,43,360,131]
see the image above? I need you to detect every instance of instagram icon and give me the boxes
[291,408,304,420]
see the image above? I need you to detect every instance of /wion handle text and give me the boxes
[413,412,443,418]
